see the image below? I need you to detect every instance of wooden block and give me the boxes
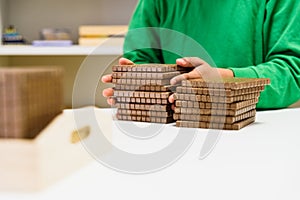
[112,71,180,80]
[115,103,172,111]
[174,93,261,103]
[207,99,258,110]
[117,115,175,124]
[114,84,177,92]
[176,116,256,130]
[181,78,270,90]
[112,78,172,86]
[112,64,178,72]
[112,64,193,73]
[117,109,173,117]
[114,91,172,99]
[173,109,256,124]
[0,67,64,139]
[176,86,265,97]
[115,97,170,105]
[174,104,256,116]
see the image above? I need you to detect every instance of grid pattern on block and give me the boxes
[112,64,193,124]
[175,78,270,130]
[0,67,64,138]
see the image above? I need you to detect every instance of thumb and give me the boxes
[176,57,206,67]
[170,70,202,85]
[119,57,134,65]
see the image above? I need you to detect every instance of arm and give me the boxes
[123,0,163,63]
[230,0,300,109]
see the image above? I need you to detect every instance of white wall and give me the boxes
[4,0,138,43]
[0,0,8,44]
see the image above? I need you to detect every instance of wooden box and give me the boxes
[0,107,113,192]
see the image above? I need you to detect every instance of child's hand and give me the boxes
[169,57,234,106]
[102,58,134,105]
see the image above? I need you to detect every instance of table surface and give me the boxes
[1,108,300,200]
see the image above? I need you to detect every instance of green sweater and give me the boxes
[123,0,300,109]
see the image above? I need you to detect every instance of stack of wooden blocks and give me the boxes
[0,67,64,138]
[112,64,270,130]
[174,78,270,130]
[112,64,192,124]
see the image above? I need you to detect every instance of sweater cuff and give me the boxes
[230,67,259,78]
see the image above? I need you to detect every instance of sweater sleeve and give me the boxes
[230,0,300,109]
[123,0,163,64]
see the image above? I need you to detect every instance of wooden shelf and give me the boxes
[0,45,123,56]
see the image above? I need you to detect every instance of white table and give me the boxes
[1,108,300,200]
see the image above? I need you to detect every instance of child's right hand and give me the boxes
[102,58,134,105]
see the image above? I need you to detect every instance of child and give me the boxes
[102,0,300,109]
